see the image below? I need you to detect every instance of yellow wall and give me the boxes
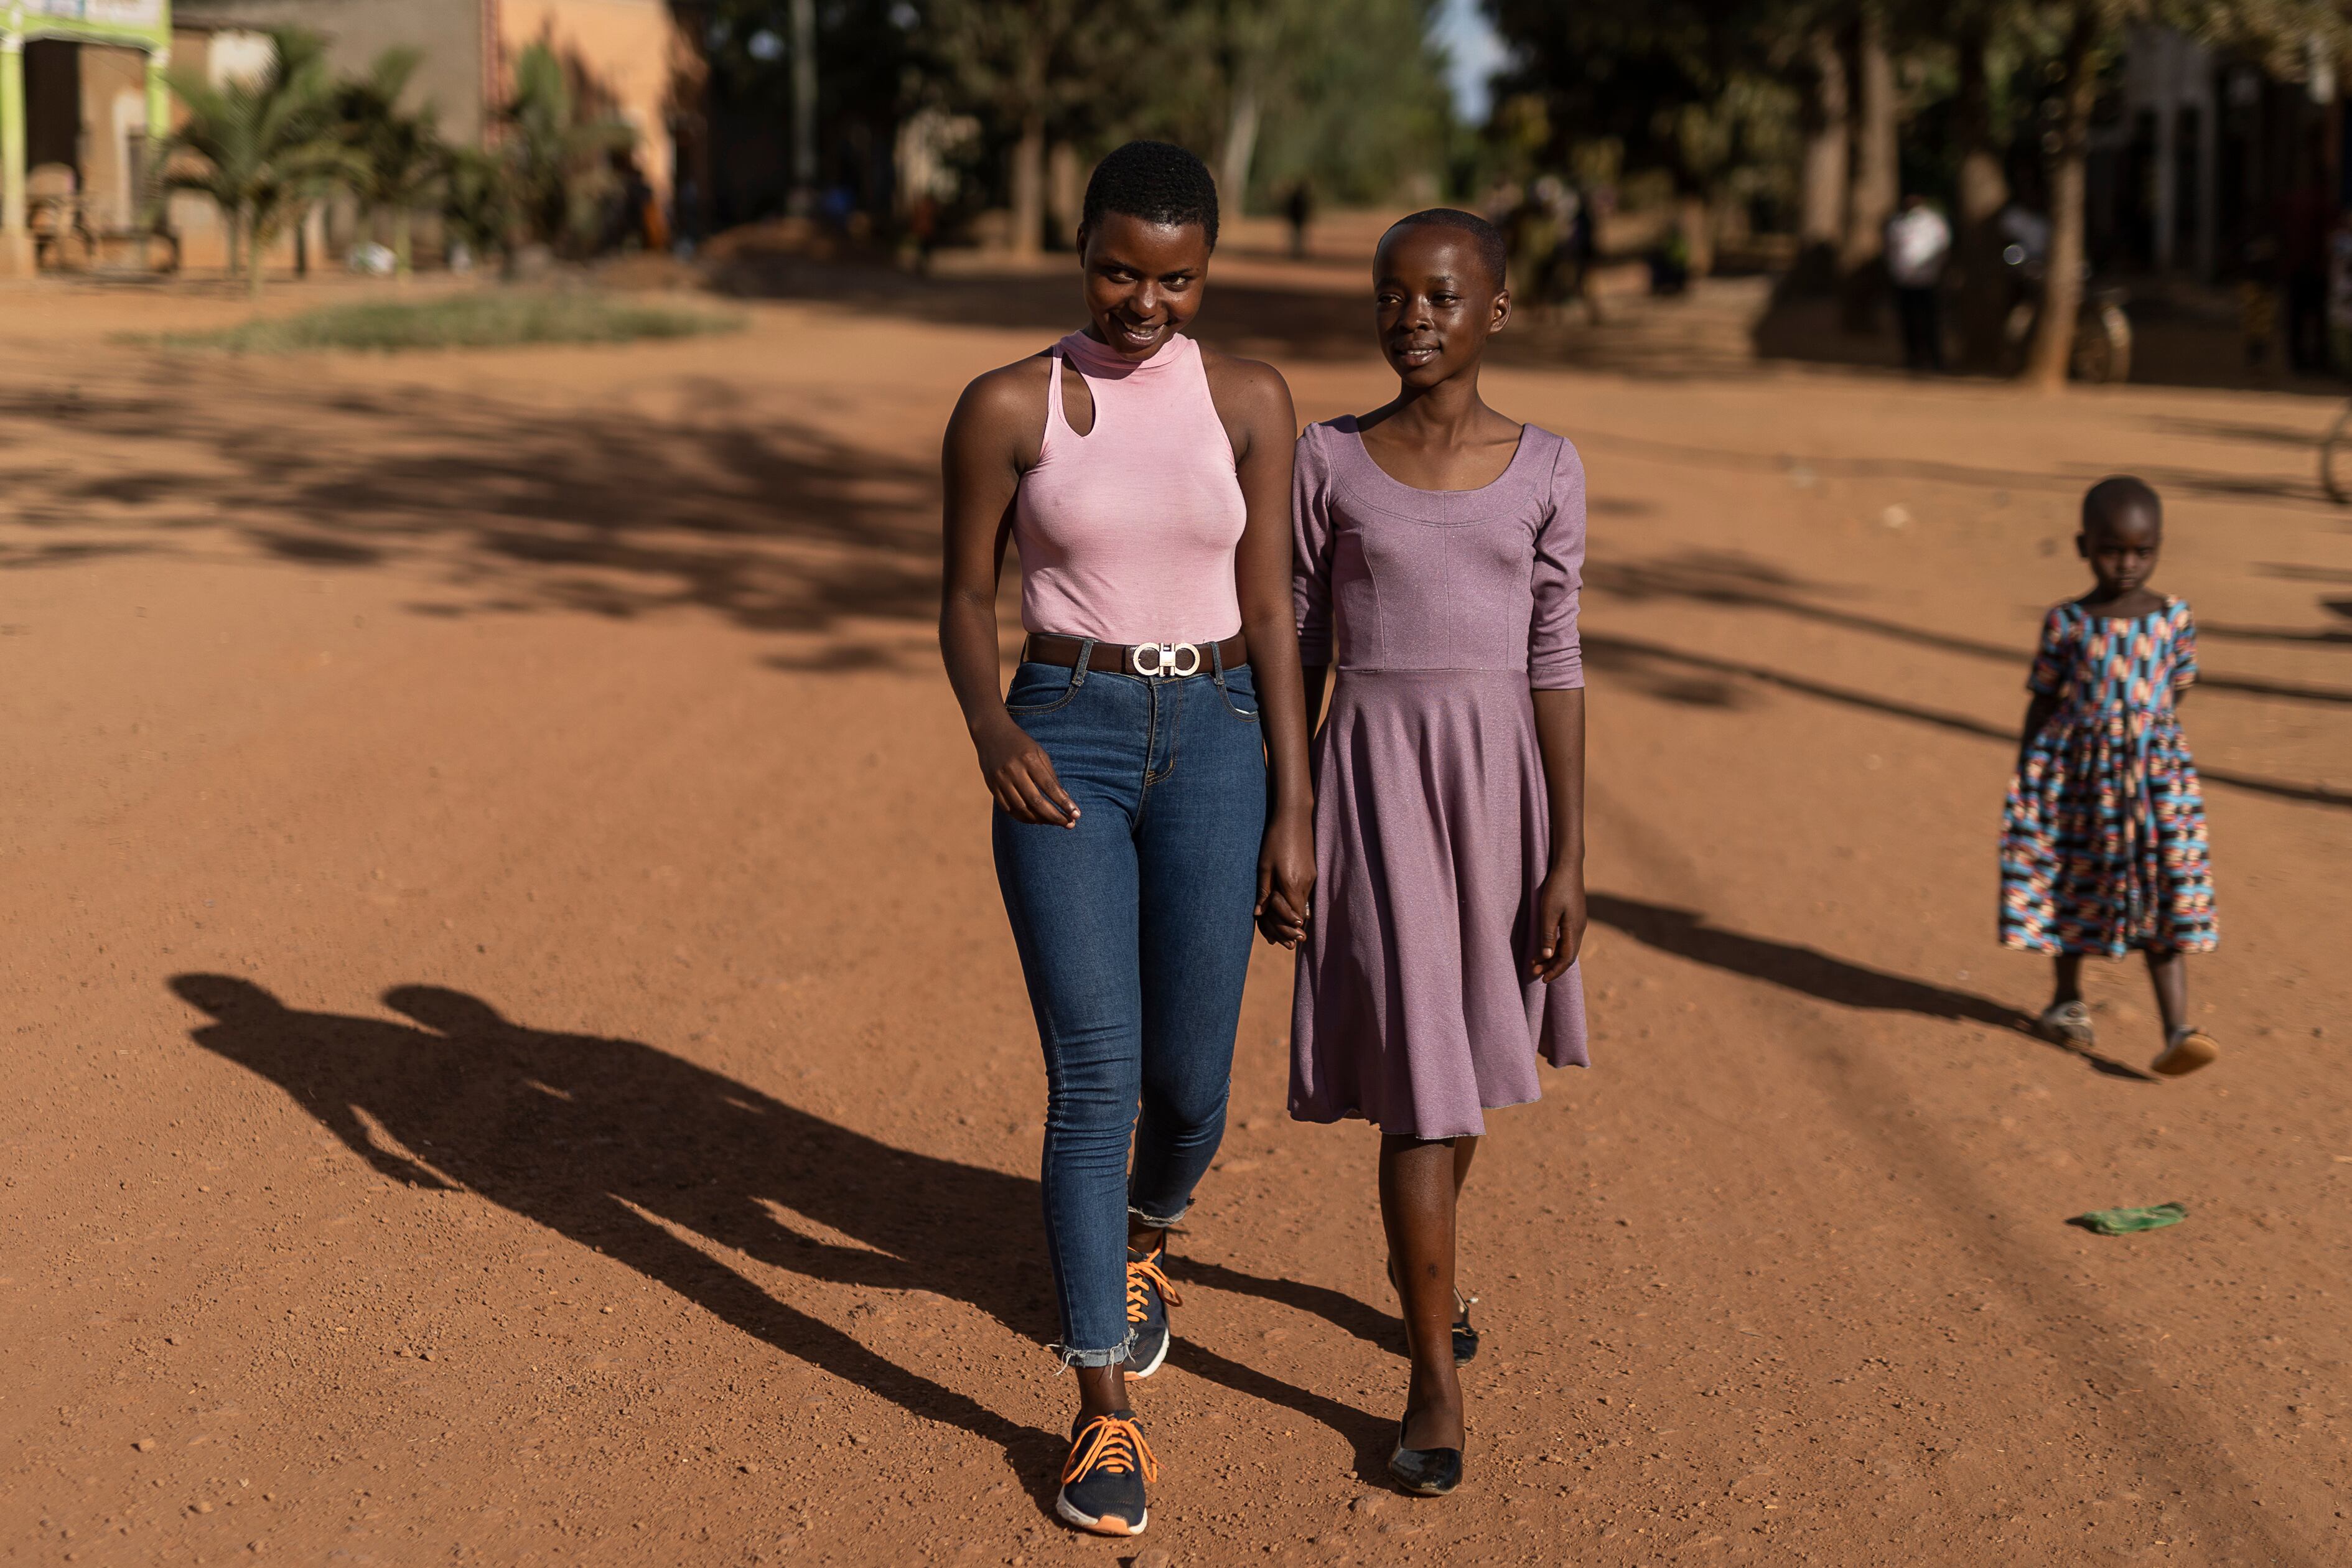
[499,0,682,203]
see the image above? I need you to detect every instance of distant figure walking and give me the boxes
[1885,194,1950,372]
[1285,180,1315,260]
[2000,477,2218,1076]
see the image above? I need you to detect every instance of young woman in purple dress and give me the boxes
[1290,210,1590,1496]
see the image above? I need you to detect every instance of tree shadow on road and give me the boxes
[169,976,1394,1503]
[0,371,943,666]
[1585,893,2156,1081]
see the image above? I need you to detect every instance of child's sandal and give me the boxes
[2035,1000,2096,1051]
[2151,1025,2219,1078]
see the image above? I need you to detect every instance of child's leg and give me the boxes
[2142,947,2188,1035]
[1380,1134,1466,1451]
[2050,953,2085,1006]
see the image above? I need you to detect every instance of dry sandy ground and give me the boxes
[3,265,2349,1568]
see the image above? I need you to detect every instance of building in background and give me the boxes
[2090,23,2345,283]
[1,0,174,275]
[4,0,694,273]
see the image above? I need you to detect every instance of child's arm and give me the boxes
[2017,606,2068,762]
[1530,689,1587,981]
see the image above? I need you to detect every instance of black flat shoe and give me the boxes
[1388,1421,1464,1496]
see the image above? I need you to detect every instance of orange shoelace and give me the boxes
[1126,1253,1181,1324]
[1062,1414,1160,1486]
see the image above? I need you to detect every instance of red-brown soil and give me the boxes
[3,261,2348,1567]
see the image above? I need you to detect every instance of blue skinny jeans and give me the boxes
[991,646,1267,1366]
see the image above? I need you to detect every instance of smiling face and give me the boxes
[2078,503,2162,597]
[1373,222,1510,386]
[1077,212,1213,359]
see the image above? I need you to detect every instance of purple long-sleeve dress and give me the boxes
[1289,417,1590,1139]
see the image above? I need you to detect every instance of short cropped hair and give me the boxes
[1381,208,1509,292]
[1083,141,1219,248]
[2083,475,2162,533]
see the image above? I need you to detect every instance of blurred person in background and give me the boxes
[1286,180,1315,260]
[937,140,1315,1539]
[1886,193,1951,373]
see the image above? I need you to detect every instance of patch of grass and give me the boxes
[160,289,744,354]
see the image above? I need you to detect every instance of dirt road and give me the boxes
[4,268,2349,1566]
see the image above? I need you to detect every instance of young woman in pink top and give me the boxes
[938,142,1315,1538]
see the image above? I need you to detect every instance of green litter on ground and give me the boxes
[2070,1202,2188,1236]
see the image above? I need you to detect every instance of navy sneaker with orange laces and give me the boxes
[1056,1409,1157,1536]
[1123,1243,1180,1379]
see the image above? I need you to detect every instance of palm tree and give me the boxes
[164,27,357,299]
[440,145,517,271]
[501,42,638,256]
[337,47,448,278]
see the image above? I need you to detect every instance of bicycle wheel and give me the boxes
[2322,403,2352,505]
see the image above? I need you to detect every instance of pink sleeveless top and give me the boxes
[1014,331,1247,646]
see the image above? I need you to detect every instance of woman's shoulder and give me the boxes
[952,351,1053,422]
[1518,422,1582,474]
[1197,343,1295,419]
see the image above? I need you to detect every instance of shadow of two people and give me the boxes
[169,975,1392,1495]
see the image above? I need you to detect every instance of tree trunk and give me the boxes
[223,204,241,282]
[1678,192,1714,279]
[1220,81,1261,216]
[1953,22,2011,371]
[1794,29,1848,292]
[1009,111,1045,259]
[248,220,266,301]
[394,205,414,278]
[2029,3,2102,391]
[1838,7,1897,334]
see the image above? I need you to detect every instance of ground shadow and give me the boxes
[170,976,1391,1501]
[1585,631,2351,810]
[1592,551,2352,703]
[1585,892,2154,1081]
[1,368,943,666]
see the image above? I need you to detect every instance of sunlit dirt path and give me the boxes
[4,269,2348,1566]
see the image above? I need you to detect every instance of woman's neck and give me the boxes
[1375,371,1493,442]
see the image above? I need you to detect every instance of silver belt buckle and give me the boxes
[1129,641,1203,678]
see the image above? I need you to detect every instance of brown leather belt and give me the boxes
[1022,632,1249,678]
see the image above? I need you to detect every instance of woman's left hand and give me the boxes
[1255,806,1316,948]
[1528,866,1587,982]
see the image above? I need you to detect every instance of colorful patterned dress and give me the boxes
[1999,597,2217,956]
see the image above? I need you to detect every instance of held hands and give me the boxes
[1255,806,1316,948]
[1528,865,1587,982]
[975,713,1079,828]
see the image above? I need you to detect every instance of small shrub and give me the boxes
[160,290,744,353]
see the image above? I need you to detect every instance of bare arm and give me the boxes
[1210,353,1315,946]
[938,363,1080,828]
[1529,687,1587,981]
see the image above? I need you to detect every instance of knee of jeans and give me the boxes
[1149,1079,1230,1144]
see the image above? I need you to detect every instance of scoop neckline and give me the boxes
[1342,418,1533,497]
[2072,595,2173,623]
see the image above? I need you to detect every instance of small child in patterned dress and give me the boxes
[2000,476,2219,1076]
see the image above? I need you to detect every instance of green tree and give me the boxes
[2020,0,2345,389]
[925,0,1131,255]
[164,27,358,299]
[441,145,518,269]
[502,40,638,255]
[336,47,447,278]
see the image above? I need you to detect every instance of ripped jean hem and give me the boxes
[1128,1203,1188,1231]
[1052,1330,1137,1370]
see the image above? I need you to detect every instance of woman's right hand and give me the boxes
[975,712,1080,827]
